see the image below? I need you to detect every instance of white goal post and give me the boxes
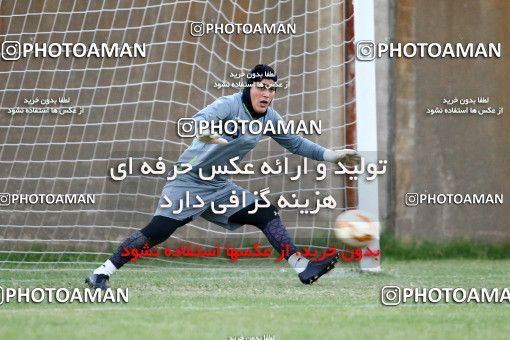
[354,0,381,271]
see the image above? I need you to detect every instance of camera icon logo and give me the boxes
[177,118,197,138]
[190,22,205,37]
[1,41,21,61]
[405,193,419,207]
[0,193,11,206]
[381,285,401,306]
[356,41,376,61]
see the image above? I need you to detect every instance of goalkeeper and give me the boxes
[86,64,359,289]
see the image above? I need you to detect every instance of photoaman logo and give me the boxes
[1,41,146,60]
[2,41,21,60]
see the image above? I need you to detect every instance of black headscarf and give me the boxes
[241,64,278,118]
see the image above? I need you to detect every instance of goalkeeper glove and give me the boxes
[323,148,361,165]
[197,130,228,145]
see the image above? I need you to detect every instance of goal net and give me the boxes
[0,0,357,270]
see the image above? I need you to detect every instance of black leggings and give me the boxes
[141,201,279,241]
[110,202,293,268]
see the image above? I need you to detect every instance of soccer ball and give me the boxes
[334,210,379,247]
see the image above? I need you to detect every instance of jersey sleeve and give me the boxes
[192,95,235,122]
[266,110,326,161]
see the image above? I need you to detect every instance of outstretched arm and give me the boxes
[268,112,360,165]
[192,96,232,145]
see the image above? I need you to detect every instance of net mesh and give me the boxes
[0,0,355,269]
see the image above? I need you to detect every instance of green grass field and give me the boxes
[0,259,509,340]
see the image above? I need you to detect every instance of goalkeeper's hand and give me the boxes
[323,148,361,166]
[197,130,228,145]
